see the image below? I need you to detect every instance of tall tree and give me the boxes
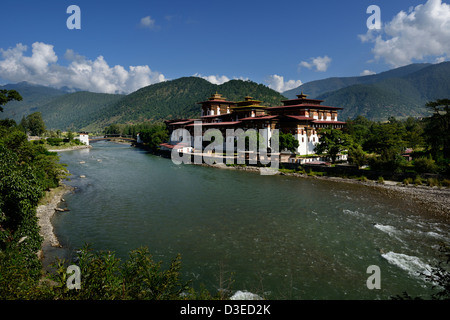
[315,128,352,163]
[0,89,22,112]
[423,99,450,161]
[25,112,46,137]
[276,131,299,153]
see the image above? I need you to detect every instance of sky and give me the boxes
[0,0,449,94]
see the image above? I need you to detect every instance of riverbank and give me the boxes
[201,163,450,221]
[47,144,92,152]
[36,183,74,266]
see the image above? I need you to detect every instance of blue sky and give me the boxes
[1,0,449,93]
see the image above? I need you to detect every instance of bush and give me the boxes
[46,138,63,146]
[427,178,440,187]
[414,176,423,186]
[50,244,194,300]
[403,178,413,185]
[413,157,438,174]
[442,179,450,187]
[377,176,385,184]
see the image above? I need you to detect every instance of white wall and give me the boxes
[77,134,89,146]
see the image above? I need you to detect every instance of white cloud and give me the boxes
[193,73,231,85]
[359,0,450,67]
[140,16,157,29]
[265,74,302,93]
[299,56,332,72]
[0,42,166,94]
[360,69,377,76]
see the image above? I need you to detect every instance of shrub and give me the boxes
[403,178,412,185]
[47,138,63,146]
[377,176,385,184]
[50,244,193,300]
[413,157,438,174]
[427,178,440,187]
[414,176,423,186]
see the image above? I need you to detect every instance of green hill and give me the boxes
[84,77,287,130]
[0,82,68,121]
[0,77,286,132]
[2,62,448,131]
[38,91,124,131]
[316,62,450,121]
[283,63,431,99]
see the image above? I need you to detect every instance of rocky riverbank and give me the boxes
[47,145,92,152]
[317,175,450,221]
[36,184,74,265]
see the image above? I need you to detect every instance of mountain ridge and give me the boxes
[1,62,448,131]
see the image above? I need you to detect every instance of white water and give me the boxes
[382,252,433,281]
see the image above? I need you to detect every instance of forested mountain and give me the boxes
[83,77,287,131]
[0,82,68,120]
[315,62,450,121]
[0,77,286,132]
[283,63,432,99]
[1,62,448,131]
[38,91,124,131]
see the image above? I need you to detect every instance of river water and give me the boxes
[53,141,450,300]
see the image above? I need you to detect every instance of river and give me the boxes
[52,140,450,300]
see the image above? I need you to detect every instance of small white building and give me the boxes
[76,132,90,146]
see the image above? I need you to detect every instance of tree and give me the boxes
[423,99,450,161]
[67,130,75,142]
[50,244,192,300]
[345,116,372,146]
[25,112,46,136]
[315,128,352,163]
[140,124,169,150]
[278,131,299,153]
[403,117,425,149]
[347,143,368,168]
[0,89,22,112]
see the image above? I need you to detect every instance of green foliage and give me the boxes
[343,114,450,174]
[24,112,46,136]
[0,89,70,298]
[50,244,195,300]
[138,124,169,150]
[311,62,450,121]
[81,77,286,131]
[347,143,368,168]
[423,99,450,161]
[39,91,124,131]
[315,128,352,163]
[0,247,53,299]
[277,131,299,153]
[0,89,23,112]
[46,137,64,146]
[413,157,438,174]
[66,130,75,142]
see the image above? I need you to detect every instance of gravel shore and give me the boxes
[283,172,450,222]
[36,184,74,262]
[47,145,92,152]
